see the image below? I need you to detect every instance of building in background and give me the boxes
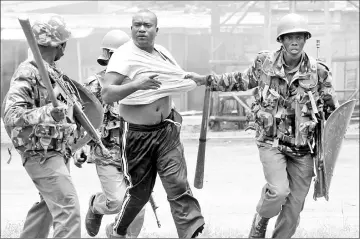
[1,1,359,113]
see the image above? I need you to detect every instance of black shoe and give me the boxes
[248,213,269,238]
[191,224,205,238]
[85,194,104,237]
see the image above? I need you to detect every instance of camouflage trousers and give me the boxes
[255,141,315,238]
[91,164,145,237]
[21,154,81,238]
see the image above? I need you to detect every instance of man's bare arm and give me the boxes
[101,72,161,104]
[101,72,136,104]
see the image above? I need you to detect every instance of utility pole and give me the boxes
[289,1,296,13]
[210,1,220,59]
[263,1,271,50]
[209,1,221,122]
[324,1,332,66]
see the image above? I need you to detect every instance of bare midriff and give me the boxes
[119,96,172,125]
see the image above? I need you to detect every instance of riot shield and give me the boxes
[314,99,357,200]
[70,79,103,152]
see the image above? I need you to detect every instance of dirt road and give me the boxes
[1,139,359,238]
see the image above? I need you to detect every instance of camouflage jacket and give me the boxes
[82,70,122,167]
[2,59,79,165]
[209,48,339,151]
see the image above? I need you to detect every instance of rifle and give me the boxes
[149,193,161,228]
[18,17,111,158]
[316,39,326,63]
[312,40,328,200]
[313,111,327,200]
[316,40,320,60]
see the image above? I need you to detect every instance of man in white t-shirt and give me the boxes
[100,9,206,238]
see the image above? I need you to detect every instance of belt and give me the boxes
[263,138,311,155]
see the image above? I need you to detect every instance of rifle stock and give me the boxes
[194,85,211,189]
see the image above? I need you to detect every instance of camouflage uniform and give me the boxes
[83,70,122,167]
[82,70,145,238]
[79,29,146,238]
[2,14,82,238]
[209,47,338,238]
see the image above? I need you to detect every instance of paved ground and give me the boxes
[1,137,359,238]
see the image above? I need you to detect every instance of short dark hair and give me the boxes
[133,9,158,27]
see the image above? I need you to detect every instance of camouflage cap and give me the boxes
[32,14,71,47]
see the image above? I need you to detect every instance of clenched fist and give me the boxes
[50,104,68,122]
[73,145,89,168]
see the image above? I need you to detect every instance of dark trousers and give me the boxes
[113,110,204,237]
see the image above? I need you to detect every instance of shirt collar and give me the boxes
[280,50,305,74]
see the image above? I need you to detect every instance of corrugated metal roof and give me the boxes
[1,1,357,36]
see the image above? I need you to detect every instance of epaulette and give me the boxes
[256,50,272,63]
[308,56,318,72]
[316,60,330,72]
[12,62,39,85]
[316,60,331,82]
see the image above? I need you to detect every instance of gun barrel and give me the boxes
[316,40,320,60]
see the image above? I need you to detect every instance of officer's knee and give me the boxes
[63,194,81,219]
[277,186,290,201]
[107,198,124,213]
[166,175,188,197]
[72,196,81,212]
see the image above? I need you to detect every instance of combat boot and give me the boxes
[85,194,104,237]
[248,213,269,238]
[191,224,205,238]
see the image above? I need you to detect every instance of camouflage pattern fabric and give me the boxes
[209,48,339,151]
[32,14,71,47]
[2,59,78,164]
[83,70,122,168]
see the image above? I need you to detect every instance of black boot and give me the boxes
[248,213,269,238]
[191,224,205,238]
[85,194,104,237]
